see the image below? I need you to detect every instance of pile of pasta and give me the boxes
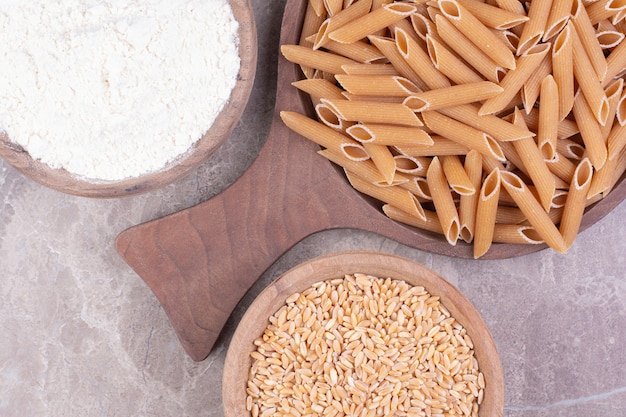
[280,0,626,258]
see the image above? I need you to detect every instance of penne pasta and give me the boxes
[395,154,430,176]
[425,35,485,85]
[371,0,392,10]
[324,0,344,16]
[617,87,626,125]
[292,79,346,104]
[473,168,501,258]
[370,0,395,36]
[559,158,594,248]
[493,224,544,245]
[544,0,573,41]
[382,205,444,235]
[321,39,387,63]
[412,177,433,200]
[551,189,570,209]
[346,123,434,146]
[572,0,609,80]
[603,147,626,195]
[427,156,461,244]
[495,205,528,224]
[604,33,626,84]
[280,111,366,157]
[545,151,578,184]
[368,35,430,91]
[310,0,327,17]
[362,142,397,184]
[607,117,626,159]
[281,44,356,75]
[521,107,581,140]
[302,3,327,45]
[596,29,625,49]
[342,93,406,103]
[571,26,611,125]
[315,101,350,131]
[496,28,521,52]
[596,17,618,34]
[434,14,506,83]
[335,74,421,96]
[422,111,506,161]
[438,0,516,69]
[394,136,471,157]
[345,169,426,219]
[439,103,535,142]
[321,98,424,126]
[341,63,400,76]
[403,81,503,112]
[601,78,624,139]
[328,3,416,44]
[311,68,336,82]
[557,138,586,161]
[589,150,617,196]
[456,0,529,30]
[586,0,626,25]
[459,150,482,243]
[511,108,556,211]
[314,0,372,49]
[318,149,393,186]
[479,42,551,116]
[494,0,527,16]
[300,2,328,78]
[389,16,423,48]
[572,92,609,169]
[536,75,559,161]
[280,0,626,257]
[395,27,452,90]
[614,8,626,25]
[552,24,575,121]
[499,171,568,253]
[440,155,476,195]
[521,53,552,112]
[411,11,438,42]
[516,0,552,55]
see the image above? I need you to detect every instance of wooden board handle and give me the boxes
[115,120,335,360]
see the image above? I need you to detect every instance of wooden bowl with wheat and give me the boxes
[223,251,504,417]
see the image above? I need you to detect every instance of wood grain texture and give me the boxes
[222,251,504,417]
[116,0,626,361]
[0,0,257,198]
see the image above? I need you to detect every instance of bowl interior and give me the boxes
[0,0,257,198]
[223,251,504,417]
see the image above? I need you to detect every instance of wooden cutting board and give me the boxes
[115,0,626,361]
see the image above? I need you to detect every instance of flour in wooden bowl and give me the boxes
[0,0,240,181]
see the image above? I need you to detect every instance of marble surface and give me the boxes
[1,1,625,416]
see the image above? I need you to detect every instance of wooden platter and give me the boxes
[0,0,257,198]
[222,251,504,417]
[115,0,626,361]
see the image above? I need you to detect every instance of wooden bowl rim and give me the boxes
[0,0,257,198]
[223,250,504,417]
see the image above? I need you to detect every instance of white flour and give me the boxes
[0,0,240,181]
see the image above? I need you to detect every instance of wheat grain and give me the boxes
[247,274,484,417]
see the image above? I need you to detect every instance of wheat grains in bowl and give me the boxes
[245,273,484,417]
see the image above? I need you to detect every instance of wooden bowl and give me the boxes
[0,0,257,198]
[223,251,504,417]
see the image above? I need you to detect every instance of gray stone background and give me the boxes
[1,1,625,416]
